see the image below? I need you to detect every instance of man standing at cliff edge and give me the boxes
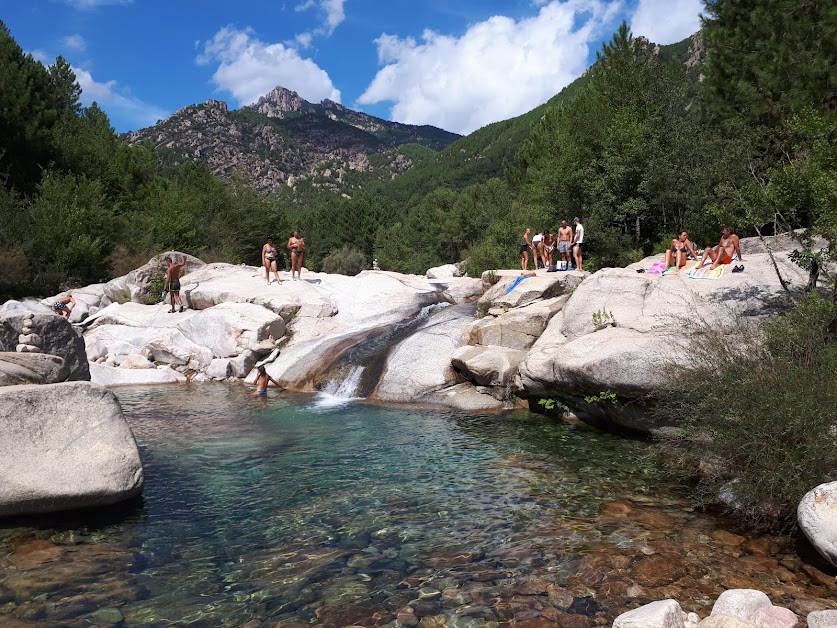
[164,254,187,313]
[572,217,584,271]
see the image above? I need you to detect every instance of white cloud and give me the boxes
[73,66,169,129]
[28,49,50,64]
[630,0,703,45]
[62,34,87,52]
[357,0,622,135]
[197,26,341,106]
[295,0,346,37]
[64,0,133,9]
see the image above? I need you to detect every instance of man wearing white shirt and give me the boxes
[572,217,584,271]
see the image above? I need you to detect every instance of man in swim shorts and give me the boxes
[572,217,585,271]
[52,294,75,319]
[557,220,573,269]
[696,226,745,270]
[164,254,187,313]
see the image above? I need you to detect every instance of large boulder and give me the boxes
[612,599,685,628]
[798,482,837,567]
[0,352,69,385]
[122,251,205,303]
[0,381,144,517]
[85,324,213,370]
[451,345,528,387]
[478,271,587,310]
[517,247,810,433]
[467,296,568,350]
[89,362,187,386]
[0,313,89,381]
[176,302,286,357]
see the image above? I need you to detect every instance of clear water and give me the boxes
[0,385,829,626]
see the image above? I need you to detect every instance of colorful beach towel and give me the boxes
[646,260,667,275]
[688,264,726,280]
[504,275,531,294]
[661,266,679,276]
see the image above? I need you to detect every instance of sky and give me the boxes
[3,0,704,136]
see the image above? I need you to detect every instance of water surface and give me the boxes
[0,385,833,626]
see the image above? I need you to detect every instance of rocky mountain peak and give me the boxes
[248,86,313,119]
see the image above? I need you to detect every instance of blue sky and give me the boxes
[3,0,703,135]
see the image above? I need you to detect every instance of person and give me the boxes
[664,230,699,273]
[531,230,544,269]
[252,365,282,397]
[52,294,75,319]
[262,236,282,285]
[287,230,306,280]
[164,254,187,313]
[557,219,573,269]
[543,229,555,267]
[695,226,745,270]
[520,227,532,271]
[572,217,584,271]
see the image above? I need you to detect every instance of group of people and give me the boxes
[262,230,306,285]
[521,217,584,272]
[664,226,745,273]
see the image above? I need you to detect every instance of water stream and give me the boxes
[0,385,833,626]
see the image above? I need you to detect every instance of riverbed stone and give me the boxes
[710,589,772,621]
[0,381,143,517]
[750,605,798,628]
[119,353,155,369]
[612,599,685,628]
[807,610,837,628]
[698,615,760,628]
[206,358,232,379]
[0,352,69,385]
[798,482,837,568]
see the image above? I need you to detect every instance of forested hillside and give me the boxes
[1,0,834,297]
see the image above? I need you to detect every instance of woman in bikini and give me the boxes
[287,230,306,280]
[520,228,532,272]
[664,230,699,273]
[252,365,282,397]
[262,236,282,285]
[543,229,555,267]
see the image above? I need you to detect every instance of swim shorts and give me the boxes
[558,242,569,253]
[169,280,181,291]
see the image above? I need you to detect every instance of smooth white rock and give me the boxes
[119,353,155,369]
[807,610,837,628]
[612,599,685,628]
[90,362,186,386]
[750,605,798,628]
[206,358,232,379]
[798,482,837,567]
[710,589,772,621]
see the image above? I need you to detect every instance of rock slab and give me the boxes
[798,482,837,567]
[0,314,89,381]
[0,381,144,517]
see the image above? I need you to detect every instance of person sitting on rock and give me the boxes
[664,230,699,273]
[52,294,75,319]
[164,254,187,313]
[695,226,745,270]
[252,365,282,397]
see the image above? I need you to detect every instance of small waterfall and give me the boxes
[503,381,515,410]
[315,365,366,408]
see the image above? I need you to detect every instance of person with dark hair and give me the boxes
[252,365,282,397]
[287,230,306,280]
[520,227,532,271]
[695,226,745,270]
[164,254,187,313]
[557,220,572,269]
[664,230,699,273]
[543,229,555,267]
[571,217,584,271]
[262,236,282,285]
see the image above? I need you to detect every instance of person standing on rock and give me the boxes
[262,236,282,285]
[557,220,573,269]
[531,230,544,269]
[164,254,187,313]
[287,230,306,280]
[572,217,584,271]
[543,229,555,267]
[52,294,75,319]
[520,227,532,272]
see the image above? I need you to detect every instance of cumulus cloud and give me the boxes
[197,26,341,106]
[74,67,169,129]
[630,0,703,45]
[62,34,87,52]
[64,0,133,9]
[294,0,346,42]
[357,0,622,135]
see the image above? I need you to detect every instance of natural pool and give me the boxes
[0,385,834,627]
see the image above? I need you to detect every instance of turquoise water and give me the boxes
[2,384,822,626]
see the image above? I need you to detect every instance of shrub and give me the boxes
[655,292,837,529]
[321,246,368,276]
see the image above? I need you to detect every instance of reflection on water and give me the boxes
[0,384,834,626]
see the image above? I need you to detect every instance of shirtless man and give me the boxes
[252,365,282,397]
[287,230,306,280]
[52,294,75,319]
[696,226,745,270]
[557,220,573,269]
[164,254,187,313]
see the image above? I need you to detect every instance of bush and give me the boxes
[655,292,837,529]
[320,246,368,276]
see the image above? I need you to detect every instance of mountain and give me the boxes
[126,86,461,196]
